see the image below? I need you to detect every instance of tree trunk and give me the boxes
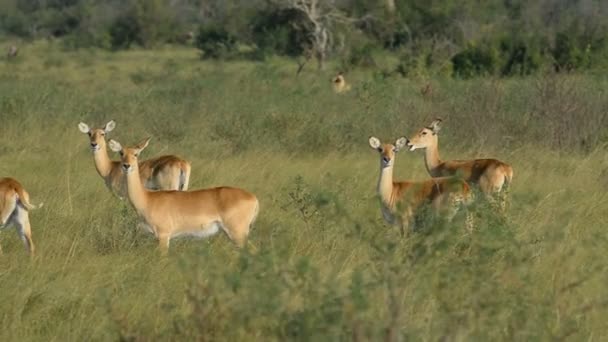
[316,50,325,70]
[385,0,396,14]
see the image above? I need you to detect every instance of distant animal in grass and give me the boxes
[332,72,351,93]
[7,45,18,59]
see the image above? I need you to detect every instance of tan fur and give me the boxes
[332,72,351,93]
[78,121,192,198]
[7,45,18,58]
[0,178,39,255]
[109,138,259,255]
[407,119,513,210]
[369,137,473,236]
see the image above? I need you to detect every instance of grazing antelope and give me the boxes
[78,120,191,198]
[406,119,513,211]
[0,178,41,255]
[109,137,259,254]
[332,72,351,93]
[7,45,18,59]
[369,136,473,236]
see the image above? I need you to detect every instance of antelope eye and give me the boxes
[422,131,427,136]
[101,132,105,136]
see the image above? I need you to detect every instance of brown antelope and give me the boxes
[78,120,191,198]
[109,137,259,254]
[7,45,18,59]
[332,72,351,93]
[369,136,473,236]
[0,178,42,255]
[406,119,513,211]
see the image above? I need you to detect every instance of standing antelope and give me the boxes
[78,120,191,198]
[0,178,41,255]
[7,45,18,59]
[332,72,351,93]
[406,119,513,211]
[109,137,259,254]
[369,136,473,236]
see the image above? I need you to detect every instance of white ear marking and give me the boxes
[368,136,381,149]
[108,139,122,152]
[136,137,151,152]
[394,137,408,151]
[104,120,116,133]
[78,122,90,133]
[430,118,442,133]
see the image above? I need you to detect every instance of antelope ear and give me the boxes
[78,122,90,133]
[394,137,408,151]
[103,120,116,133]
[108,139,122,152]
[135,137,151,152]
[368,136,381,150]
[429,118,442,133]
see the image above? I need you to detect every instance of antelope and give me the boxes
[369,136,473,236]
[108,137,259,254]
[7,45,18,59]
[332,72,351,93]
[0,178,42,255]
[78,120,191,198]
[406,119,513,211]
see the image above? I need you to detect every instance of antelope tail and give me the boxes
[16,187,43,211]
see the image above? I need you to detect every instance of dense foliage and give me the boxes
[1,0,607,76]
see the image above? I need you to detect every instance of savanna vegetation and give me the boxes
[2,0,608,77]
[1,1,608,340]
[0,41,607,340]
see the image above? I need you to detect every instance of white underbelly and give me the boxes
[171,221,222,239]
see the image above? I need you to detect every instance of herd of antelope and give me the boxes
[0,114,512,256]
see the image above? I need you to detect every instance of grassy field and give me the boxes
[0,41,607,341]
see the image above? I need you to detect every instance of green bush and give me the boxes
[109,15,140,49]
[452,43,499,78]
[552,31,591,72]
[250,8,312,59]
[340,43,377,71]
[195,25,238,59]
[499,36,544,76]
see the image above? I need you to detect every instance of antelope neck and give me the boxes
[92,143,113,178]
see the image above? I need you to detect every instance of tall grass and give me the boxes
[0,42,607,341]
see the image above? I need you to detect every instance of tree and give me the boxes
[272,0,348,70]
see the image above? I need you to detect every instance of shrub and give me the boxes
[552,31,591,72]
[451,43,499,78]
[250,8,312,58]
[109,15,140,49]
[340,43,377,71]
[195,25,238,59]
[499,35,544,76]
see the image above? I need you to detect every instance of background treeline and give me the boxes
[1,0,608,77]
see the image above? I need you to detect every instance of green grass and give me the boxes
[0,42,607,341]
